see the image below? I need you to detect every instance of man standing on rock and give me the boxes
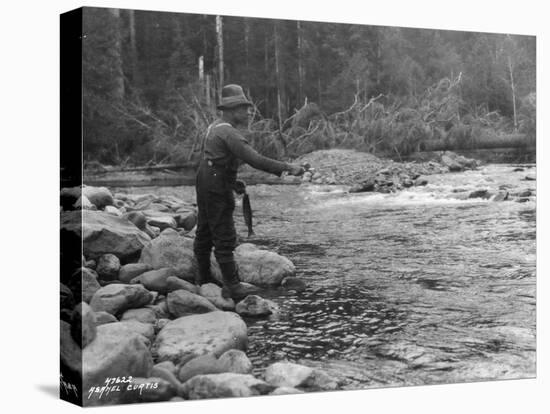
[194,84,305,301]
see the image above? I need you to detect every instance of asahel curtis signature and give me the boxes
[87,376,159,400]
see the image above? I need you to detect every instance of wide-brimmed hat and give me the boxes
[217,84,253,110]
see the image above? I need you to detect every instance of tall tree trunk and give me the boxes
[264,33,269,114]
[216,15,224,98]
[376,36,381,90]
[274,22,286,130]
[127,9,138,84]
[202,15,208,59]
[244,19,250,96]
[507,55,518,132]
[297,21,304,105]
[205,74,211,108]
[199,56,204,83]
[109,9,124,101]
[317,76,322,105]
[199,55,205,103]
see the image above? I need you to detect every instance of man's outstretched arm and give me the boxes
[225,131,303,176]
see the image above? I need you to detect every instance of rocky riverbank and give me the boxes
[235,148,479,191]
[295,149,478,189]
[60,185,334,406]
[293,149,535,202]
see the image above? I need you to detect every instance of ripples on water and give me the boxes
[242,165,536,388]
[146,164,537,388]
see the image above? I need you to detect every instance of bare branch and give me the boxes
[330,93,360,118]
[111,103,153,130]
[286,121,322,148]
[359,94,385,113]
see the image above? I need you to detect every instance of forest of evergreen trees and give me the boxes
[81,7,536,166]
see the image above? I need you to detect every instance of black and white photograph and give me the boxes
[3,0,547,413]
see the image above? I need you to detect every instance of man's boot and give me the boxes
[195,255,221,287]
[219,261,260,302]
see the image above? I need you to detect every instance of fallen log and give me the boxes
[86,163,199,174]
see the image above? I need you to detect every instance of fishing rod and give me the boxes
[300,159,383,172]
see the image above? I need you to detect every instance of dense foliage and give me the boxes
[81,8,536,165]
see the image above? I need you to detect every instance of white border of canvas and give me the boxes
[1,0,546,413]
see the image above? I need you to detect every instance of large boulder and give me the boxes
[199,283,235,310]
[152,311,247,365]
[120,308,158,325]
[98,320,155,342]
[89,284,153,316]
[217,349,252,374]
[83,324,153,406]
[182,373,272,399]
[166,276,198,294]
[235,295,277,317]
[95,254,120,281]
[143,213,177,231]
[123,211,148,230]
[264,362,338,391]
[82,186,114,210]
[138,229,197,280]
[61,210,151,261]
[173,211,197,231]
[440,154,463,172]
[118,263,153,283]
[166,289,218,318]
[263,362,314,388]
[94,311,118,326]
[177,354,224,383]
[130,268,178,294]
[212,244,295,286]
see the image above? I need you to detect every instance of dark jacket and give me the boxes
[201,120,291,187]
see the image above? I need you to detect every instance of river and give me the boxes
[129,163,536,389]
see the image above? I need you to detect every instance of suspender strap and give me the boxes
[201,122,233,162]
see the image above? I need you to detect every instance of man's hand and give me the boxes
[288,164,306,176]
